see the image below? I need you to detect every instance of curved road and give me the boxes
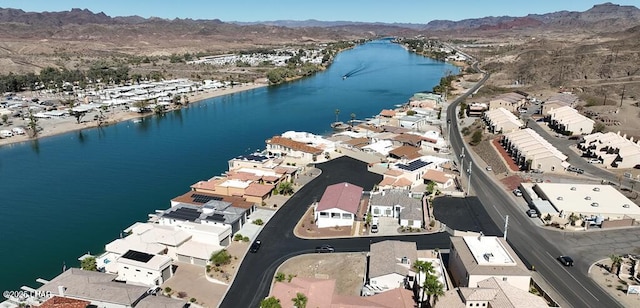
[220,156,451,308]
[447,67,623,308]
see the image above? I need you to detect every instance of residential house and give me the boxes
[116,250,173,287]
[36,268,186,308]
[422,169,455,190]
[467,102,488,117]
[378,169,414,190]
[388,145,422,160]
[436,277,549,308]
[314,182,363,228]
[171,190,256,215]
[547,106,594,135]
[368,240,417,291]
[390,156,450,186]
[448,235,531,292]
[368,189,423,228]
[266,135,324,162]
[191,177,275,204]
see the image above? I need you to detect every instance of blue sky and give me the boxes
[2,0,639,23]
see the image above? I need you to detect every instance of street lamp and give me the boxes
[466,161,473,196]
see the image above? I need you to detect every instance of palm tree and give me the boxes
[260,296,282,308]
[291,292,307,308]
[423,274,444,308]
[334,109,340,123]
[350,113,356,127]
[610,254,623,274]
[412,260,434,304]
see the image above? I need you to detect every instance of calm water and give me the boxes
[0,39,458,290]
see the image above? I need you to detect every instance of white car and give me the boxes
[513,189,523,197]
[588,158,601,164]
[485,166,492,171]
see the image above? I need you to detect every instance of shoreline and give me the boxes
[0,82,269,148]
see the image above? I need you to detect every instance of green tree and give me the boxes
[350,113,356,127]
[277,181,294,195]
[1,114,8,125]
[291,293,308,308]
[260,296,282,308]
[426,181,436,195]
[334,109,340,123]
[424,274,445,308]
[80,256,97,271]
[210,249,231,266]
[275,272,286,282]
[610,254,623,274]
[470,130,483,145]
[27,109,39,138]
[412,260,435,305]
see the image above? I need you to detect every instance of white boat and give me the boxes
[330,121,349,131]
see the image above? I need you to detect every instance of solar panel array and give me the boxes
[206,213,226,222]
[236,154,267,162]
[121,250,154,263]
[191,193,223,204]
[396,159,432,171]
[163,207,201,221]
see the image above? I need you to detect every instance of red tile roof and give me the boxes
[422,169,451,184]
[380,109,396,117]
[245,183,275,197]
[171,190,255,209]
[267,136,323,154]
[39,296,90,308]
[316,182,363,214]
[389,145,421,160]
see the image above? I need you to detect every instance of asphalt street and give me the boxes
[220,156,450,308]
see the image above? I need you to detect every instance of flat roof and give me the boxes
[462,236,516,266]
[535,183,640,218]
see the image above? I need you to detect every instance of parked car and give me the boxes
[526,209,538,218]
[315,245,335,253]
[485,166,492,171]
[558,255,574,266]
[249,240,262,253]
[567,166,584,174]
[587,158,601,164]
[513,189,523,197]
[371,224,379,233]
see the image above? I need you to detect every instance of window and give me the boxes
[373,208,380,215]
[502,277,507,281]
[135,269,141,272]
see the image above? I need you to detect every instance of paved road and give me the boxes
[446,69,624,308]
[220,156,451,308]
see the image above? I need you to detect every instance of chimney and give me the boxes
[58,286,65,297]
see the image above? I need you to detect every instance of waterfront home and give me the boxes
[266,135,324,163]
[160,201,245,236]
[171,190,256,214]
[191,177,275,204]
[314,182,364,228]
[36,268,186,308]
[436,277,549,308]
[116,250,173,286]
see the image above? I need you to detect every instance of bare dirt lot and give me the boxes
[275,253,367,296]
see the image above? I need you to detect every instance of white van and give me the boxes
[0,129,13,137]
[11,127,25,135]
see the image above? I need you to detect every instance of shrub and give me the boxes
[177,291,187,298]
[210,249,232,266]
[275,272,286,282]
[164,287,172,294]
[253,219,264,226]
[242,236,250,242]
[429,220,436,228]
[234,233,244,241]
[190,298,197,303]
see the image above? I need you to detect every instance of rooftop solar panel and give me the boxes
[396,159,431,171]
[121,250,154,263]
[163,207,201,221]
[206,213,226,222]
[191,193,223,204]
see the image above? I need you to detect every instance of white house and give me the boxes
[314,182,363,228]
[368,241,417,291]
[116,250,173,287]
[422,169,455,190]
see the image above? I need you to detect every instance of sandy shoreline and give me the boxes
[0,82,268,148]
